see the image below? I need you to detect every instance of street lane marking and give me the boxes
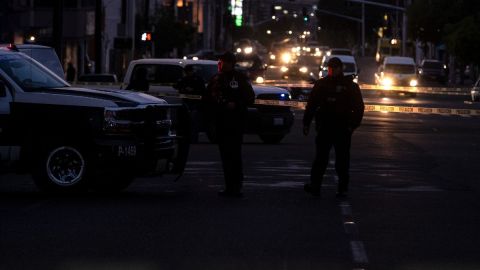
[351,241,369,264]
[339,201,369,268]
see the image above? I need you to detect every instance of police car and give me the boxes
[0,48,188,192]
[122,59,294,144]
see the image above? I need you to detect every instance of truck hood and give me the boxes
[252,85,290,96]
[17,87,167,108]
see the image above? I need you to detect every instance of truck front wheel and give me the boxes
[33,145,91,193]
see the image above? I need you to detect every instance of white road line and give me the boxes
[350,241,369,264]
[340,203,352,216]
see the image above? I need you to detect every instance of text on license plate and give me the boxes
[273,118,284,126]
[117,145,137,157]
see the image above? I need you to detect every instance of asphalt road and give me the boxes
[1,89,480,269]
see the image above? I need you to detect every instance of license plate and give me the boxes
[117,145,137,157]
[273,117,284,126]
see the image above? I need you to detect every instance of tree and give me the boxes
[407,0,463,44]
[151,7,196,57]
[444,16,480,66]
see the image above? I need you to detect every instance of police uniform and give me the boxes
[303,60,364,197]
[204,69,255,196]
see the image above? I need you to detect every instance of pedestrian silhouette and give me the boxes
[303,57,364,198]
[203,52,255,198]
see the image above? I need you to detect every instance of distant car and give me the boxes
[327,48,352,56]
[282,54,321,81]
[1,44,64,78]
[375,56,418,96]
[78,73,118,84]
[418,59,447,85]
[472,78,480,102]
[320,55,359,83]
[235,53,267,83]
[122,59,294,143]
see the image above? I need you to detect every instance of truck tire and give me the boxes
[32,144,91,193]
[259,134,285,144]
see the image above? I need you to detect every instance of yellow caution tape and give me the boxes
[261,82,471,96]
[254,99,480,117]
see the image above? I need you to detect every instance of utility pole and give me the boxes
[348,0,407,56]
[95,0,102,73]
[53,0,64,60]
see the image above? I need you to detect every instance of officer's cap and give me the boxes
[327,57,343,68]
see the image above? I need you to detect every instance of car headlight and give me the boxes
[103,108,137,134]
[280,66,289,73]
[299,66,308,73]
[236,48,242,53]
[381,77,393,86]
[270,54,276,60]
[244,47,253,54]
[409,79,418,87]
[353,77,358,84]
[281,52,291,64]
[255,76,265,84]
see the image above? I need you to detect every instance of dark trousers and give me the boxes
[311,129,352,193]
[218,132,244,192]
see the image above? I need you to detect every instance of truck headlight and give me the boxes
[299,66,308,73]
[281,52,291,64]
[280,66,289,73]
[381,77,393,86]
[409,79,418,87]
[104,108,137,133]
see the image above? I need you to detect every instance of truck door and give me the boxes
[0,78,13,163]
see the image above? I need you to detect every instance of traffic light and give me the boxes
[302,7,309,22]
[141,32,152,41]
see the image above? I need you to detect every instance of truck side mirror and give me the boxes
[0,81,7,97]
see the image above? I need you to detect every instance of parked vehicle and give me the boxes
[418,59,447,85]
[122,59,294,144]
[0,49,188,192]
[375,56,418,96]
[320,55,359,83]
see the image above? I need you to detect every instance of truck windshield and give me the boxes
[185,64,218,82]
[385,64,415,74]
[0,54,68,91]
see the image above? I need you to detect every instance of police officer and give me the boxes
[303,57,364,198]
[204,52,255,197]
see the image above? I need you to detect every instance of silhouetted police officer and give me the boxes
[303,57,364,198]
[204,52,255,197]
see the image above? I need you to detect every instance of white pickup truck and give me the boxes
[122,58,295,144]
